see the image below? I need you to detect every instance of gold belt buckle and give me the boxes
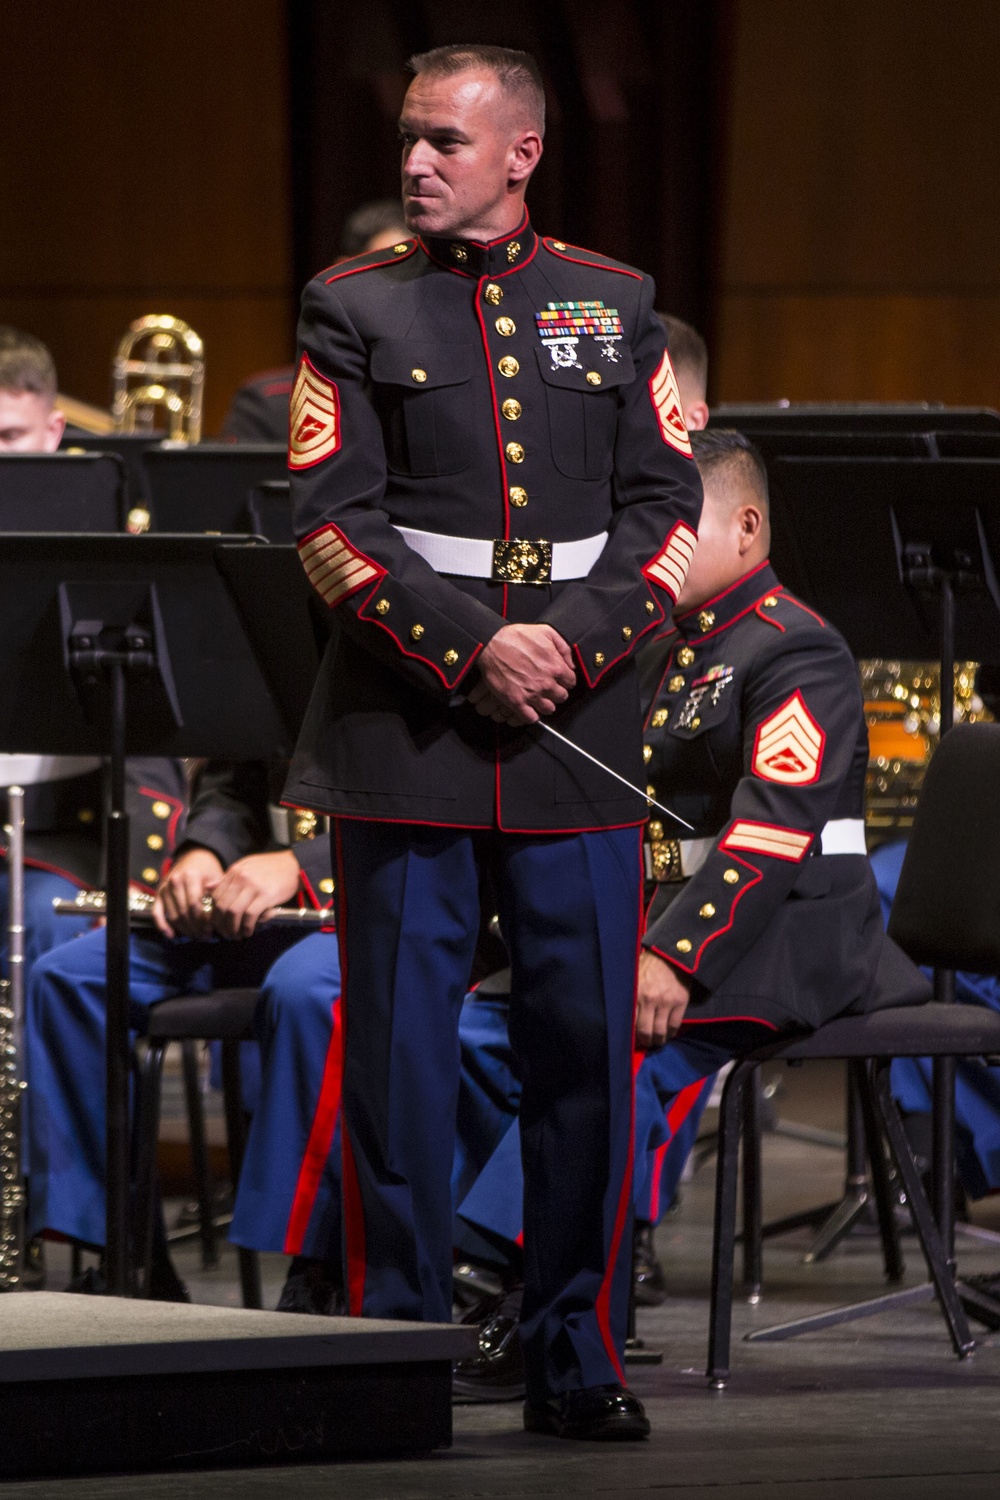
[648,837,684,882]
[491,537,552,584]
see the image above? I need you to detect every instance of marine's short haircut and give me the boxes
[407,44,546,136]
[657,313,708,396]
[339,198,408,258]
[690,428,769,515]
[0,326,57,400]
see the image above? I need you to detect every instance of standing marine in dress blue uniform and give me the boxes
[283,45,703,1441]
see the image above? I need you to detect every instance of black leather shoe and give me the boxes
[633,1221,667,1308]
[524,1383,650,1441]
[453,1284,525,1403]
[276,1256,345,1316]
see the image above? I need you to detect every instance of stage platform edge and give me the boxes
[0,1293,475,1477]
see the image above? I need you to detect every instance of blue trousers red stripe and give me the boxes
[334,819,642,1400]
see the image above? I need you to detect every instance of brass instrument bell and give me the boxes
[112,314,204,443]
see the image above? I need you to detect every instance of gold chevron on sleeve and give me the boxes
[720,821,813,862]
[289,356,341,470]
[649,350,693,456]
[645,522,698,600]
[753,692,825,785]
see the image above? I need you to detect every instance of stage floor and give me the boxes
[14,1059,1000,1498]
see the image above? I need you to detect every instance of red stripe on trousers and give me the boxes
[334,821,367,1315]
[282,999,343,1255]
[647,1077,709,1225]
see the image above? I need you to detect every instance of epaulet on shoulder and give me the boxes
[541,237,645,281]
[320,239,418,285]
[755,588,828,634]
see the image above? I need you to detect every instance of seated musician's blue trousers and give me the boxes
[335,820,641,1401]
[0,868,92,990]
[26,923,301,1247]
[872,840,1000,1197]
[229,932,343,1261]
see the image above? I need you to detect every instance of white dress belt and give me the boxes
[393,524,608,581]
[646,818,867,883]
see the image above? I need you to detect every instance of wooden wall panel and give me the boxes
[0,1,292,435]
[715,0,1000,407]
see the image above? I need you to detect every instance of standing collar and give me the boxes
[673,560,780,641]
[421,209,536,278]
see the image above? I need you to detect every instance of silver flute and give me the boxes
[0,788,27,1290]
[53,889,334,927]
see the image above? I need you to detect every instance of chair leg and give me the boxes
[221,1040,262,1310]
[872,1058,974,1358]
[180,1040,218,1269]
[133,1042,166,1297]
[707,1059,753,1386]
[741,1069,763,1300]
[853,1060,904,1283]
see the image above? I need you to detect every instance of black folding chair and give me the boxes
[707,723,1000,1383]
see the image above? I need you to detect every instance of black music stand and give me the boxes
[0,453,125,531]
[744,455,1000,1344]
[0,535,299,1297]
[142,444,286,533]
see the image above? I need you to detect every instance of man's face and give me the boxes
[0,389,64,452]
[399,69,532,238]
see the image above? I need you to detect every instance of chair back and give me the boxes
[889,722,1000,974]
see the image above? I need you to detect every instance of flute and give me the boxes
[53,890,334,927]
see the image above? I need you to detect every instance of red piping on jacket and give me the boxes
[647,1077,710,1223]
[323,244,418,284]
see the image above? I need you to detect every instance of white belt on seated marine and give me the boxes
[394,524,608,583]
[645,817,867,883]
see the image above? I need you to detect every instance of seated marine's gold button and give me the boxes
[505,442,525,463]
[646,783,656,797]
[451,243,468,263]
[509,486,528,507]
[507,241,520,262]
[147,834,164,851]
[319,878,335,895]
[552,240,567,250]
[410,624,424,640]
[648,820,664,840]
[485,283,503,305]
[690,716,701,730]
[643,744,653,763]
[498,356,519,377]
[763,595,778,607]
[393,242,409,254]
[411,368,427,383]
[677,647,696,667]
[622,626,632,640]
[142,867,159,885]
[651,708,668,728]
[586,371,602,386]
[698,610,715,632]
[668,674,685,693]
[724,868,740,884]
[375,598,390,614]
[152,801,171,819]
[443,649,459,666]
[502,399,522,420]
[676,939,692,954]
[595,652,605,667]
[645,600,655,613]
[699,903,716,919]
[496,316,516,336]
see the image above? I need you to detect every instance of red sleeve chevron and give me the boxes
[752,691,825,786]
[298,523,382,609]
[644,521,698,601]
[649,350,693,456]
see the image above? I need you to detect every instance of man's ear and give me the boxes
[43,406,66,452]
[684,399,710,433]
[737,503,764,555]
[508,129,543,186]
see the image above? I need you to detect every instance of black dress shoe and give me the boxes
[524,1383,650,1441]
[276,1256,345,1316]
[453,1284,525,1403]
[633,1221,667,1307]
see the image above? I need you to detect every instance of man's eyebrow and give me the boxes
[398,117,471,140]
